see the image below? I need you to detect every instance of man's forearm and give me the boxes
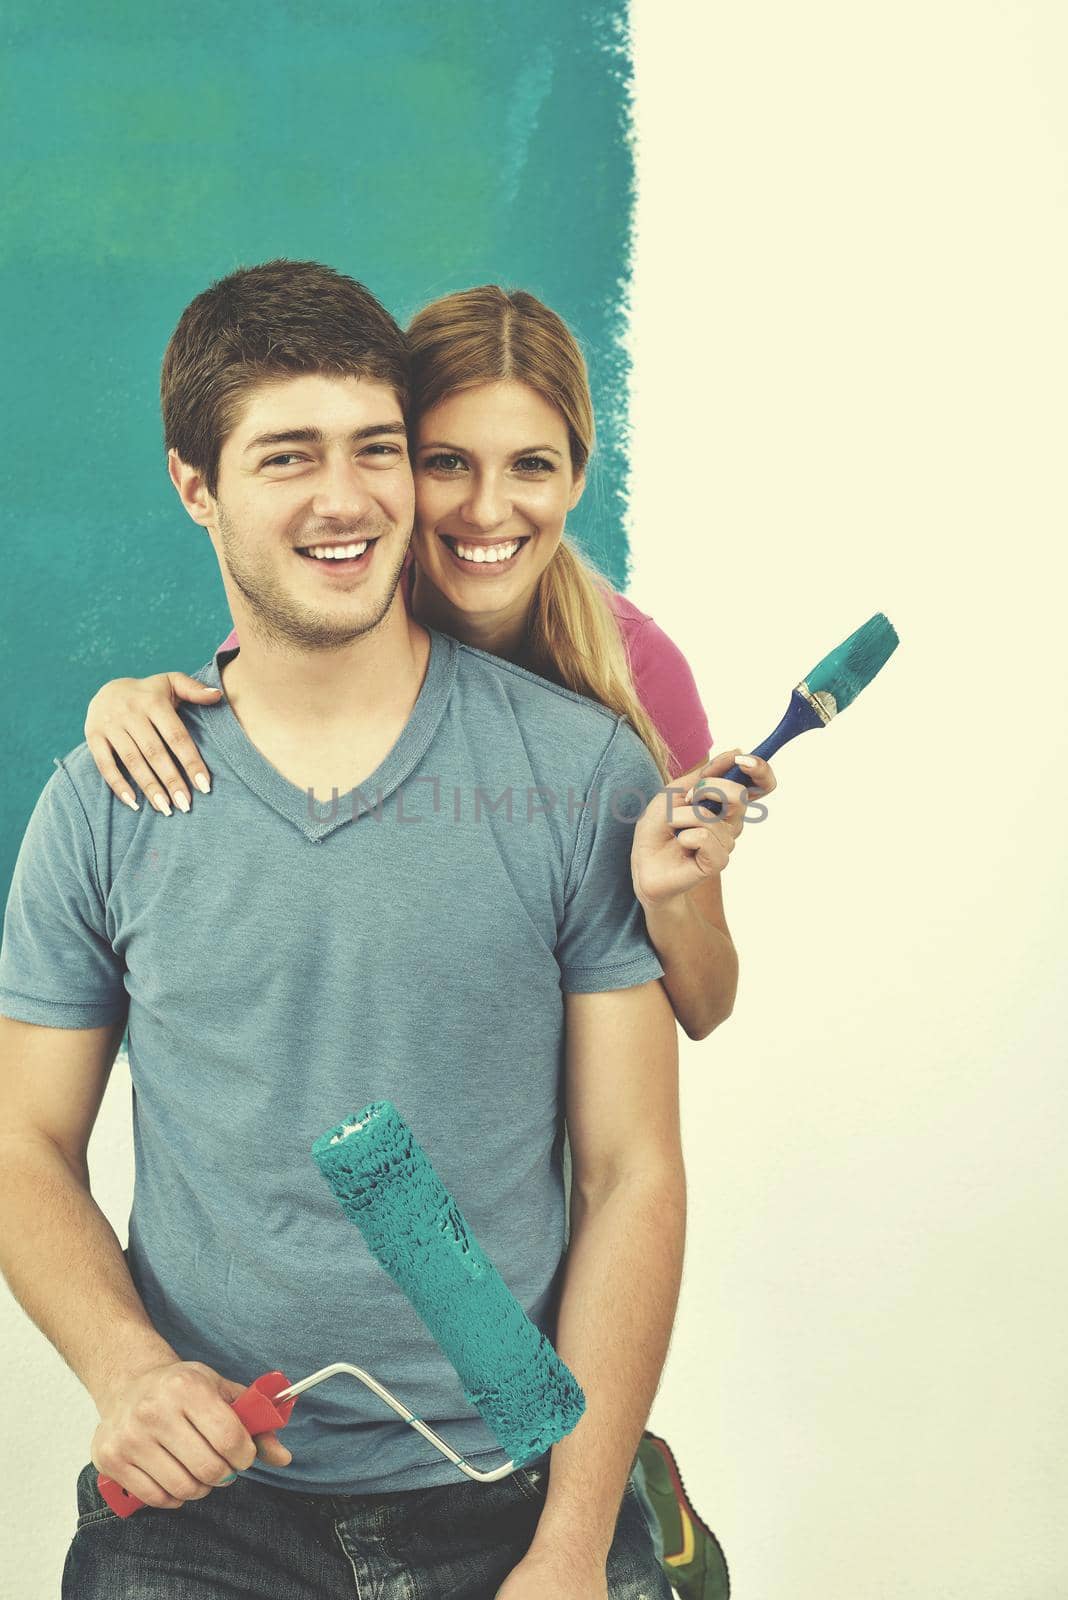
[0,1134,178,1409]
[529,1169,686,1563]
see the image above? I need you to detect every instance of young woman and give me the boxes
[83,285,773,1595]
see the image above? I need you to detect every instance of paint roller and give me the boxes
[98,1099,584,1516]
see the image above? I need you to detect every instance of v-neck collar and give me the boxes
[193,626,457,842]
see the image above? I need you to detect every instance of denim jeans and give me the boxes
[63,1459,674,1599]
[629,1453,666,1565]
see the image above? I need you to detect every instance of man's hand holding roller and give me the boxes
[92,1358,292,1510]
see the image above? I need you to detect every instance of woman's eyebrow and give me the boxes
[244,423,406,452]
[418,440,563,456]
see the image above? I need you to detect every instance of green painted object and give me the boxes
[636,1432,731,1600]
[3,0,636,897]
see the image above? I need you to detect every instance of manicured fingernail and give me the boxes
[173,793,190,813]
[153,793,172,816]
[194,773,211,794]
[736,755,757,769]
[120,791,140,812]
[683,787,694,804]
[218,1472,237,1485]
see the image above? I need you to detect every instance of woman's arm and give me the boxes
[84,672,222,815]
[612,602,775,1039]
[642,869,739,1042]
[631,746,775,1042]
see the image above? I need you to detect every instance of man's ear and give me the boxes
[567,466,587,513]
[168,449,217,528]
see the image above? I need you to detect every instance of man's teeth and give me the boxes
[451,540,521,564]
[305,542,369,560]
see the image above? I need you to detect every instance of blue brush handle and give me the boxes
[695,687,825,816]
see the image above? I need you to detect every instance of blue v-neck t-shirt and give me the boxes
[0,626,667,1495]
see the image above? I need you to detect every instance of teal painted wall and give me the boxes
[2,1,633,894]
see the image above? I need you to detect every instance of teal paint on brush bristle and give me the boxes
[694,611,900,817]
[311,1101,585,1468]
[804,612,899,714]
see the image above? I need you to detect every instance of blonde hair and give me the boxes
[407,285,674,781]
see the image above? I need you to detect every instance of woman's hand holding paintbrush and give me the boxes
[631,747,777,906]
[634,613,898,904]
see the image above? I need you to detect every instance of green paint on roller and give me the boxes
[312,1100,586,1468]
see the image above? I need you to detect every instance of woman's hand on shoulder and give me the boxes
[84,671,222,816]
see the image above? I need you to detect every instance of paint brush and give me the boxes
[695,612,899,816]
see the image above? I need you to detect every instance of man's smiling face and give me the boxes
[186,371,416,650]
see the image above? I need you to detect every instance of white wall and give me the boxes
[629,3,1068,1597]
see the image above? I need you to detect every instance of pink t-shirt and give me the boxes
[606,589,713,779]
[218,559,712,782]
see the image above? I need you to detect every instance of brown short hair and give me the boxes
[161,259,409,495]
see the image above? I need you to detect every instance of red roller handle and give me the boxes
[96,1369,295,1518]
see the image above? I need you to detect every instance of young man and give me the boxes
[0,260,685,1600]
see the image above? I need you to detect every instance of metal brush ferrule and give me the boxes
[795,680,837,723]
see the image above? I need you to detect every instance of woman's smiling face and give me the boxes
[412,379,585,612]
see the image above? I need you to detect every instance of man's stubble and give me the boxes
[213,502,413,652]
